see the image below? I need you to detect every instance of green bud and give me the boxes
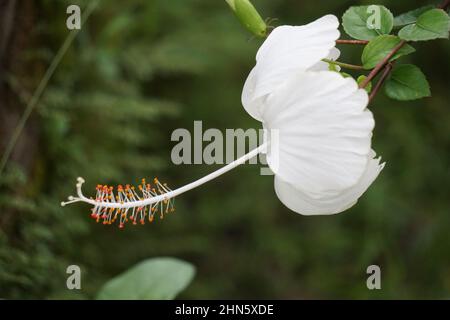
[357,75,372,93]
[225,0,267,38]
[328,63,340,72]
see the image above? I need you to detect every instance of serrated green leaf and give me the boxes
[362,35,415,69]
[96,258,196,300]
[398,9,450,41]
[357,75,372,93]
[342,5,394,40]
[385,64,431,101]
[394,5,434,27]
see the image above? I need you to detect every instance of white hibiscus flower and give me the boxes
[62,15,385,225]
[242,15,385,215]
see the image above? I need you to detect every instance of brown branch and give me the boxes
[369,63,394,103]
[359,40,406,89]
[336,39,369,45]
[361,0,449,90]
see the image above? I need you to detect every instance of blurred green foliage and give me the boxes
[1,0,450,299]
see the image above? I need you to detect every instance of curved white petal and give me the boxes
[242,15,340,120]
[264,71,374,195]
[327,47,341,61]
[253,15,340,100]
[308,47,341,72]
[241,66,265,121]
[274,151,385,215]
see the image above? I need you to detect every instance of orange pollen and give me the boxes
[89,177,175,228]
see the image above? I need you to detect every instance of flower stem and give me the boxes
[322,59,365,71]
[336,39,369,45]
[70,142,268,209]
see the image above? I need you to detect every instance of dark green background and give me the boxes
[1,0,449,299]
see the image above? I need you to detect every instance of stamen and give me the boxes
[62,143,268,229]
[61,177,175,229]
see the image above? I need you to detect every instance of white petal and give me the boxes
[308,47,341,72]
[252,15,340,100]
[241,66,264,121]
[327,47,341,61]
[264,71,374,195]
[274,152,385,215]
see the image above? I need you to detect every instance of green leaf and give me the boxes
[357,75,372,93]
[96,258,196,300]
[398,9,450,41]
[385,64,431,101]
[394,5,434,27]
[342,5,394,40]
[362,35,415,69]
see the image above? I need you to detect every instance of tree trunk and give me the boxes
[0,0,39,230]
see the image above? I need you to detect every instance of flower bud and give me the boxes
[357,75,372,93]
[225,0,267,38]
